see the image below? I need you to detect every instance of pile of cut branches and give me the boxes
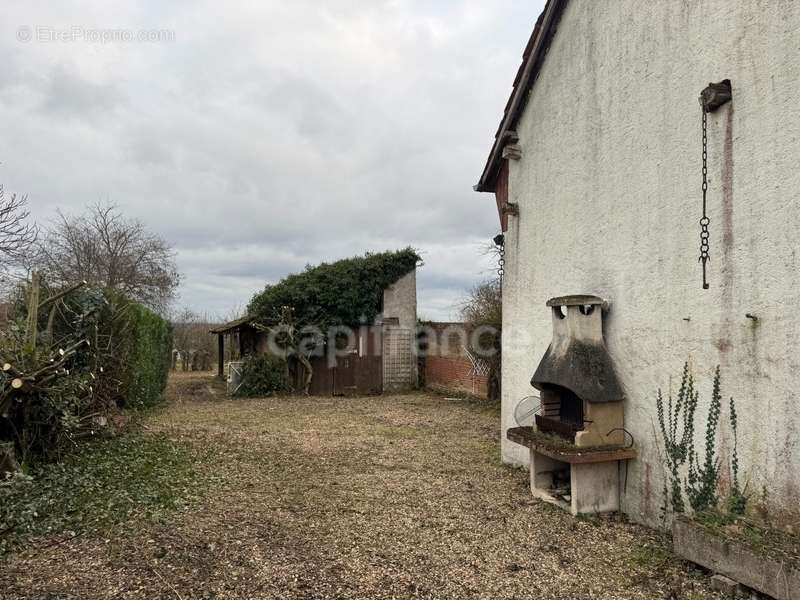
[0,279,106,463]
[0,274,173,466]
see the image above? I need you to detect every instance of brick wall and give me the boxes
[419,321,492,398]
[425,355,488,397]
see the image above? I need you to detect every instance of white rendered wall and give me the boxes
[382,269,418,390]
[500,0,800,527]
[383,269,417,331]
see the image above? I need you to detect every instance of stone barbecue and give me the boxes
[507,295,635,515]
[532,295,624,447]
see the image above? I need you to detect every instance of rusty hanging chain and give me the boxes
[497,245,505,283]
[696,79,731,290]
[699,106,710,289]
[493,233,505,285]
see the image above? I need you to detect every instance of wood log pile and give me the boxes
[0,339,91,416]
[0,273,104,463]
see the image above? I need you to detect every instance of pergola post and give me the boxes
[218,333,225,379]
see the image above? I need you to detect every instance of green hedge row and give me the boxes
[121,301,172,409]
[94,290,172,409]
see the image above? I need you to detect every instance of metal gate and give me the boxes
[227,360,245,395]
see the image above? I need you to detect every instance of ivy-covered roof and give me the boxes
[248,248,421,329]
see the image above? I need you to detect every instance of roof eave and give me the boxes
[209,315,255,335]
[474,0,568,194]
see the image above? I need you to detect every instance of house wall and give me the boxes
[500,0,800,527]
[382,269,418,391]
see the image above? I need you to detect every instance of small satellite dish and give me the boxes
[514,395,540,427]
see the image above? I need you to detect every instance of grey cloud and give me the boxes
[39,64,123,117]
[0,0,543,320]
[251,72,354,146]
[125,135,175,168]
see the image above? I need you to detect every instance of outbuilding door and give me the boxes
[333,352,357,395]
[353,326,383,395]
[306,327,382,396]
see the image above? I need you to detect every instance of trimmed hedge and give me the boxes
[122,301,173,409]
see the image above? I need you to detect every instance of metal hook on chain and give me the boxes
[699,106,710,289]
[696,79,732,290]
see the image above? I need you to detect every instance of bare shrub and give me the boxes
[34,203,180,313]
[460,279,501,400]
[171,307,219,371]
[0,186,37,267]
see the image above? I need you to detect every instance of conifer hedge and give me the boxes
[120,300,172,409]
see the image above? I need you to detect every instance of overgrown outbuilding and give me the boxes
[213,249,420,395]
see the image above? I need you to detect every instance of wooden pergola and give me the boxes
[209,316,256,379]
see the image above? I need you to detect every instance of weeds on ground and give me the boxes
[628,541,672,570]
[423,386,501,416]
[376,425,421,439]
[474,439,504,468]
[0,429,212,555]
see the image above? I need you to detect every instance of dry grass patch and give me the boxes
[0,373,719,599]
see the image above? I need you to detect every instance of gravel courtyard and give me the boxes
[1,373,718,599]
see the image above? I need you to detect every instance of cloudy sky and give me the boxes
[0,1,543,320]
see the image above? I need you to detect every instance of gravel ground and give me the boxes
[1,373,719,599]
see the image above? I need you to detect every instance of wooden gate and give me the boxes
[353,326,383,395]
[333,352,357,395]
[300,327,383,396]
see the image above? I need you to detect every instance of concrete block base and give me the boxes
[529,448,620,515]
[571,461,619,515]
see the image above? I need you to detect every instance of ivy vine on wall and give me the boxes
[248,247,421,329]
[655,362,745,521]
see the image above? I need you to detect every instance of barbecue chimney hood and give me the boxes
[531,295,623,404]
[531,295,624,448]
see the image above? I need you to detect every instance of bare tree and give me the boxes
[34,203,180,312]
[460,279,501,328]
[170,307,219,370]
[460,278,502,400]
[0,186,37,265]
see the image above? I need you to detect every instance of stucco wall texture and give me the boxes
[500,1,800,527]
[382,269,418,390]
[383,269,417,331]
